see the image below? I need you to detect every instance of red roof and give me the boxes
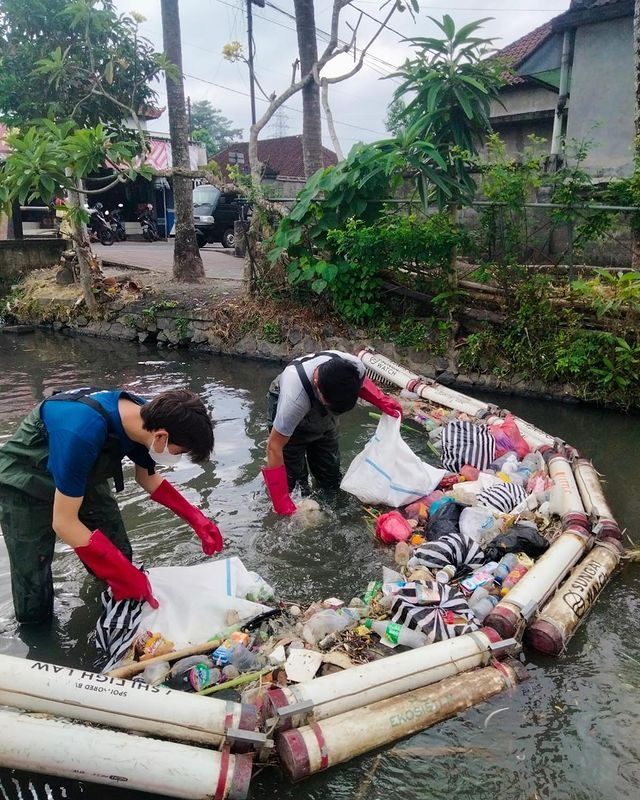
[494,21,555,85]
[213,135,338,180]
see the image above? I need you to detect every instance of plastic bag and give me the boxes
[341,414,446,507]
[489,414,530,460]
[135,558,273,649]
[484,523,550,562]
[426,500,462,540]
[375,510,413,543]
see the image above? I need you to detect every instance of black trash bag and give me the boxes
[426,500,463,540]
[484,522,550,562]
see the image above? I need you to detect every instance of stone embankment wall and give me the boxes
[41,298,581,406]
[0,239,67,280]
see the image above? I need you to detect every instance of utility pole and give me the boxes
[187,95,192,134]
[246,0,258,125]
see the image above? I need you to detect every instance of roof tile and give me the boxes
[213,134,337,180]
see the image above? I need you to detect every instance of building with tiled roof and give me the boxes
[213,135,338,195]
[489,0,635,176]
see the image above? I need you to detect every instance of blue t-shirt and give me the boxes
[40,390,155,497]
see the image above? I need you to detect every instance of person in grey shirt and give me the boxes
[262,350,402,514]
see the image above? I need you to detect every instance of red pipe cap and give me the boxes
[525,619,564,656]
[228,752,254,800]
[277,729,312,782]
[264,687,293,730]
[484,604,521,640]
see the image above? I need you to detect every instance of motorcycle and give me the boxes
[88,203,114,246]
[138,205,159,242]
[105,203,126,241]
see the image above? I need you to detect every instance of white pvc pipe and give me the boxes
[547,453,588,520]
[0,655,256,747]
[0,708,253,800]
[485,530,592,639]
[266,628,504,729]
[358,349,487,416]
[277,659,527,780]
[573,458,619,533]
[526,538,624,655]
[357,349,556,448]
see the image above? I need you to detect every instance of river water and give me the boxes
[1,331,639,800]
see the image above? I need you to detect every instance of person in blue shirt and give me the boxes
[0,387,222,625]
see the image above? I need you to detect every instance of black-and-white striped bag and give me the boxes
[440,420,496,473]
[412,531,485,575]
[95,589,144,672]
[477,482,527,513]
[390,581,478,643]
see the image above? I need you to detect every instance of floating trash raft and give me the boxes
[0,349,625,799]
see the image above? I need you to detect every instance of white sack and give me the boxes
[340,415,446,507]
[138,557,272,649]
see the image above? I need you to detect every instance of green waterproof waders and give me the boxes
[0,403,132,625]
[267,362,342,494]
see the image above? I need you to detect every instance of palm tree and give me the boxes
[160,0,204,281]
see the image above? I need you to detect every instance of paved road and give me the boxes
[95,241,245,285]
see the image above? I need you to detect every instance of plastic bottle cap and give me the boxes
[364,619,373,630]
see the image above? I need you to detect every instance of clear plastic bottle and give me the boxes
[471,595,499,622]
[394,541,411,567]
[229,644,262,672]
[493,553,519,585]
[459,506,502,546]
[468,585,490,606]
[364,619,427,648]
[302,608,358,645]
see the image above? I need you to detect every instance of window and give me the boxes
[228,151,245,165]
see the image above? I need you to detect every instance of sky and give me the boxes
[114,0,572,154]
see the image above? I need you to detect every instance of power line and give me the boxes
[183,71,386,136]
[212,0,398,78]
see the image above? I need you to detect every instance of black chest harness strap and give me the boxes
[43,388,127,492]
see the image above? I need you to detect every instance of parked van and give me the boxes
[191,184,246,249]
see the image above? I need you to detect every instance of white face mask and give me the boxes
[148,436,183,467]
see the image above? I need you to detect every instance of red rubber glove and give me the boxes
[262,465,297,516]
[75,529,159,608]
[358,377,403,418]
[150,479,223,556]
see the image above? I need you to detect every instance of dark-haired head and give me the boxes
[141,389,214,463]
[316,359,362,415]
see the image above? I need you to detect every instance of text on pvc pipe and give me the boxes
[561,560,608,620]
[30,662,172,695]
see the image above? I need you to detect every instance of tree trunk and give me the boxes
[293,0,323,178]
[65,170,99,311]
[160,0,204,281]
[634,0,640,268]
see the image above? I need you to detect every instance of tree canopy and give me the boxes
[190,100,242,159]
[0,0,161,127]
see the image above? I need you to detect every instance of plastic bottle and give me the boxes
[489,451,518,471]
[459,506,502,546]
[493,553,519,585]
[471,595,499,622]
[364,619,427,648]
[302,608,358,645]
[435,564,456,584]
[500,565,529,596]
[394,541,411,567]
[468,586,490,606]
[229,644,262,672]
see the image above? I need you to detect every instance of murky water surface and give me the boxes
[1,332,639,800]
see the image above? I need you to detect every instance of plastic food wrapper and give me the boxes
[341,414,446,507]
[96,557,273,671]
